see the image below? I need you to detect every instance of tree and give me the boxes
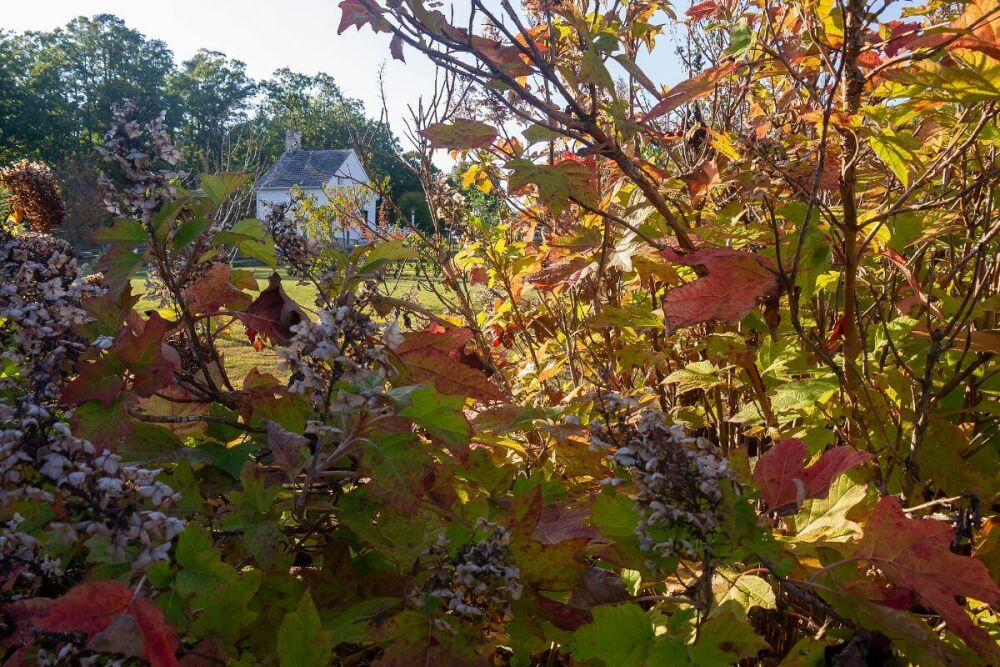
[168,49,257,173]
[4,2,1000,664]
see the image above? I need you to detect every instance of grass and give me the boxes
[133,266,455,382]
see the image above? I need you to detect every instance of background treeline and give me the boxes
[0,14,425,248]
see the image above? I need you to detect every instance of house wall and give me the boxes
[255,150,378,246]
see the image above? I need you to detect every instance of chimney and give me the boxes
[284,130,302,153]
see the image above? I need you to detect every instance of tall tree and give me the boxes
[168,49,257,172]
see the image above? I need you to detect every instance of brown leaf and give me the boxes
[858,498,1000,662]
[389,34,405,62]
[568,568,630,610]
[182,262,252,315]
[267,420,309,480]
[398,347,506,402]
[643,62,739,121]
[660,247,779,331]
[393,325,474,355]
[87,613,145,659]
[235,273,305,346]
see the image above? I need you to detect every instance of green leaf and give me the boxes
[201,172,249,206]
[359,238,418,272]
[724,20,753,57]
[507,158,597,216]
[91,219,147,245]
[870,130,921,187]
[713,572,776,614]
[399,386,472,447]
[277,591,333,667]
[326,597,400,645]
[787,474,867,543]
[190,570,264,643]
[569,603,655,667]
[420,119,498,151]
[172,217,211,249]
[771,377,838,413]
[587,304,664,330]
[581,45,615,89]
[663,360,726,394]
[175,524,234,596]
[687,611,769,663]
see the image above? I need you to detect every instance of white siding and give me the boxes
[254,149,378,246]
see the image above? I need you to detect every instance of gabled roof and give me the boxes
[256,149,353,189]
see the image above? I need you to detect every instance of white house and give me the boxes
[255,132,377,246]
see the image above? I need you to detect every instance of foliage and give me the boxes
[2,0,1000,665]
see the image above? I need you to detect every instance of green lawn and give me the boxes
[132,267,456,382]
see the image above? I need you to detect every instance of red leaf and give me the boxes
[643,62,738,121]
[60,356,124,407]
[660,247,779,330]
[338,0,375,34]
[753,438,871,512]
[469,266,489,286]
[115,311,180,397]
[885,21,921,57]
[858,498,1000,662]
[534,594,589,630]
[131,597,180,667]
[235,273,305,346]
[398,347,506,402]
[37,580,133,638]
[686,0,720,21]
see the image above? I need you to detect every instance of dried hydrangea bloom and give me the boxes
[0,160,66,232]
[97,99,184,224]
[590,395,733,560]
[277,287,392,399]
[0,222,183,595]
[424,520,523,620]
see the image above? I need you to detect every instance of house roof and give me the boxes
[256,149,353,189]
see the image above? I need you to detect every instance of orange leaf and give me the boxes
[398,347,506,402]
[643,62,739,121]
[37,580,133,638]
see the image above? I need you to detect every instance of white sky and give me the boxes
[3,0,689,152]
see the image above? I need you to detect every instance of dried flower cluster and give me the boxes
[426,174,467,225]
[262,199,316,270]
[278,289,393,397]
[97,100,183,223]
[426,521,523,620]
[0,221,182,596]
[590,397,733,560]
[0,160,66,231]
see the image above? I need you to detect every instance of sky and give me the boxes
[3,0,689,152]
